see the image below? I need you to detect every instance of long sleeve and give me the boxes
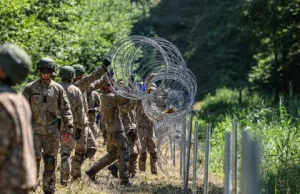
[59,88,74,133]
[0,105,13,168]
[75,67,106,91]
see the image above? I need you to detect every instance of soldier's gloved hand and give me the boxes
[75,128,81,140]
[88,108,96,114]
[130,74,135,82]
[62,131,72,143]
[108,68,114,78]
[163,107,176,114]
[128,129,138,142]
[102,57,111,71]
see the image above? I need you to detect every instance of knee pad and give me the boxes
[140,152,147,161]
[44,155,56,172]
[61,153,70,162]
[150,152,158,161]
[85,148,96,159]
[130,153,138,162]
[74,152,85,164]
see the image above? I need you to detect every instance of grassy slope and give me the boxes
[32,137,223,194]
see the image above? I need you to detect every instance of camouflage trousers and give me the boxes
[1,188,30,194]
[109,136,140,178]
[99,116,107,144]
[33,129,60,193]
[138,128,158,173]
[86,126,97,159]
[88,131,129,182]
[60,127,87,182]
[88,121,99,138]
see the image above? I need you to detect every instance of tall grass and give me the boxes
[197,88,300,193]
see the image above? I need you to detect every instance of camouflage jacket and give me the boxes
[74,67,106,92]
[120,100,137,132]
[60,82,88,130]
[74,67,107,114]
[0,85,37,189]
[136,100,153,129]
[87,91,101,123]
[23,79,73,135]
[101,92,132,133]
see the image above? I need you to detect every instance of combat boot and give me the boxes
[108,163,118,178]
[43,189,54,194]
[139,152,147,172]
[60,178,68,186]
[129,153,138,178]
[120,179,132,187]
[85,168,96,181]
[150,152,158,174]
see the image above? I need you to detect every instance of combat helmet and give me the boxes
[59,66,76,79]
[37,57,56,72]
[72,64,85,77]
[0,43,32,84]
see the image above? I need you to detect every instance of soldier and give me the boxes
[58,66,88,185]
[85,76,132,186]
[87,83,101,137]
[72,62,109,159]
[136,99,158,174]
[23,57,74,194]
[0,43,37,194]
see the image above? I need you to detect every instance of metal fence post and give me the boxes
[232,122,238,194]
[192,121,199,194]
[184,113,193,193]
[224,132,232,194]
[241,131,260,194]
[204,124,211,194]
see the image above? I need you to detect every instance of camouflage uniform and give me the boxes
[0,44,37,194]
[136,100,158,174]
[73,64,108,159]
[23,58,74,194]
[58,66,88,184]
[85,83,131,186]
[99,94,107,145]
[121,101,140,178]
[87,84,101,137]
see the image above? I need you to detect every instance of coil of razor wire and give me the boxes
[106,35,197,126]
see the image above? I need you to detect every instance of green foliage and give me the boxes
[198,90,300,193]
[0,0,155,86]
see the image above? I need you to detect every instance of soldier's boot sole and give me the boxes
[85,169,96,181]
[108,164,119,178]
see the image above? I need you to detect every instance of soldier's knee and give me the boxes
[74,152,85,165]
[140,152,147,161]
[130,153,138,162]
[85,148,97,159]
[61,153,70,162]
[150,152,158,161]
[44,155,56,172]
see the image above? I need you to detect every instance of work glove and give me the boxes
[88,108,96,114]
[102,57,111,71]
[75,128,82,140]
[127,129,138,142]
[163,107,176,114]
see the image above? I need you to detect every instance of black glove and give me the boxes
[108,68,114,78]
[57,118,62,131]
[103,57,111,68]
[128,129,138,142]
[88,108,96,114]
[75,128,81,140]
[130,74,135,82]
